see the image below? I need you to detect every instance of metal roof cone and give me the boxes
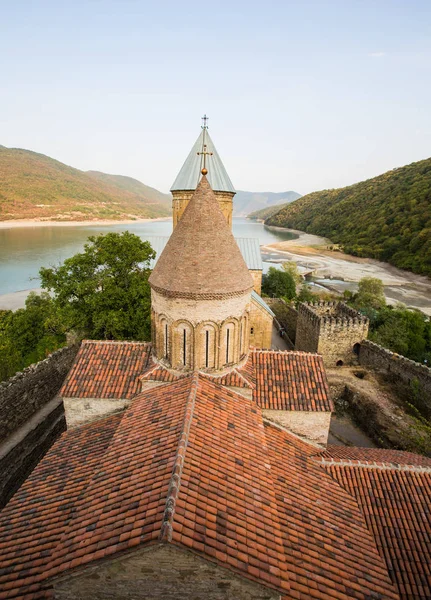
[171,129,235,193]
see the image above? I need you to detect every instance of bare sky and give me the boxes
[1,0,430,195]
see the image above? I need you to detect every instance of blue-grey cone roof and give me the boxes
[170,129,235,193]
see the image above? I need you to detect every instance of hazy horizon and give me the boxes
[1,0,430,195]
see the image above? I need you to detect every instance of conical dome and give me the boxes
[149,176,253,299]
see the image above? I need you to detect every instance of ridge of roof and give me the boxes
[149,176,253,299]
[170,129,235,193]
[160,372,199,542]
[316,457,431,473]
[317,445,431,469]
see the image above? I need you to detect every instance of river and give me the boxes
[1,218,430,314]
[0,218,296,298]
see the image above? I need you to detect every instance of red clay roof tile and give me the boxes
[252,350,333,411]
[0,375,402,600]
[60,340,151,399]
[320,460,431,600]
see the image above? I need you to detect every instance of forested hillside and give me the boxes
[86,171,171,208]
[248,201,294,221]
[0,146,171,221]
[267,158,431,276]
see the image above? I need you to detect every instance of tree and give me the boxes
[354,277,386,310]
[370,306,431,363]
[281,261,303,287]
[0,293,67,382]
[262,267,296,301]
[40,231,156,341]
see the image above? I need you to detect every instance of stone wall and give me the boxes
[0,344,79,508]
[263,409,331,446]
[295,303,320,354]
[151,289,251,370]
[359,340,431,403]
[249,297,273,349]
[250,269,262,295]
[63,397,132,429]
[0,344,78,440]
[266,298,297,344]
[53,544,279,599]
[172,190,235,229]
[295,302,369,367]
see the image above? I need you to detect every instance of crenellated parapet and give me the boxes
[295,301,369,367]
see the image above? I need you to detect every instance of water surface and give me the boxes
[0,218,298,295]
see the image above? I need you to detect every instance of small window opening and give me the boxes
[205,330,209,368]
[164,324,168,358]
[226,329,230,364]
[336,359,344,367]
[353,343,360,356]
[250,327,254,335]
[239,322,243,354]
[183,329,187,365]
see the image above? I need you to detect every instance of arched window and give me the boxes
[173,322,193,369]
[199,324,217,370]
[159,317,169,360]
[221,322,236,367]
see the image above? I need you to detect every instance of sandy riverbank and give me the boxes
[0,289,43,311]
[263,227,431,315]
[0,217,171,230]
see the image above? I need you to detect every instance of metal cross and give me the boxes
[197,143,213,173]
[201,114,209,129]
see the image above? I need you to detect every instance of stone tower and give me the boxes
[295,301,369,367]
[170,119,236,229]
[149,175,253,372]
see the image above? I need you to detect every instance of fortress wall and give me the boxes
[318,319,369,367]
[266,298,298,344]
[359,340,431,401]
[0,344,79,508]
[295,303,320,353]
[0,344,78,440]
[295,302,369,367]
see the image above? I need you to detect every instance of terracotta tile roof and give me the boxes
[0,375,402,600]
[318,445,431,468]
[252,350,333,411]
[0,412,122,599]
[266,424,399,600]
[61,343,331,417]
[139,362,187,383]
[60,340,151,399]
[149,176,253,299]
[321,462,431,600]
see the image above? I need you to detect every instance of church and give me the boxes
[0,122,430,600]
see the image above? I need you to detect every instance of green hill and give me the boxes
[266,158,431,276]
[233,190,301,216]
[0,146,171,221]
[86,171,171,209]
[248,200,296,221]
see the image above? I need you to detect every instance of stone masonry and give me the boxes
[53,544,279,600]
[249,297,273,349]
[0,344,79,507]
[172,189,235,229]
[295,302,369,367]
